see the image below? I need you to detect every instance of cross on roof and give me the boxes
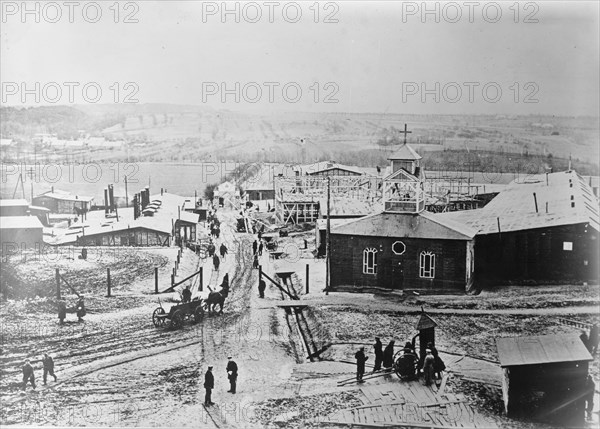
[398,123,412,144]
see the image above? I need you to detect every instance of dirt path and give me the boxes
[0,209,302,428]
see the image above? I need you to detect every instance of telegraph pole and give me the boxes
[326,176,331,295]
[125,175,129,208]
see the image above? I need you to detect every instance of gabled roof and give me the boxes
[415,312,438,331]
[388,144,422,161]
[331,210,476,240]
[35,190,94,202]
[297,161,364,176]
[434,170,599,234]
[383,168,420,182]
[496,333,593,367]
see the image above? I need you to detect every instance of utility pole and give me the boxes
[125,175,129,208]
[326,176,331,295]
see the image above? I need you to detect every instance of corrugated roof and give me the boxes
[388,144,422,161]
[0,216,43,229]
[331,210,476,240]
[434,170,599,234]
[496,333,593,367]
[0,199,29,207]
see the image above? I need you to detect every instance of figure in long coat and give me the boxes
[204,366,214,406]
[213,254,220,271]
[355,347,369,382]
[373,338,383,372]
[252,240,258,255]
[383,340,395,370]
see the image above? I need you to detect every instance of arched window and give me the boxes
[363,248,377,274]
[419,251,435,278]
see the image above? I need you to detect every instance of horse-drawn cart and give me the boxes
[152,298,205,329]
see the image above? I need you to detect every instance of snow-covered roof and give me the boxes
[332,210,477,240]
[434,170,599,234]
[388,144,422,161]
[0,216,43,229]
[35,190,94,202]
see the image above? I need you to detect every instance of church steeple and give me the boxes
[383,129,425,214]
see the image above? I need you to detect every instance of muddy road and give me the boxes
[0,211,302,427]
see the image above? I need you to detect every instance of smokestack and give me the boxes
[533,193,538,213]
[133,194,139,219]
[104,189,109,215]
[161,188,164,196]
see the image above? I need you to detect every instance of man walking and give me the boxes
[252,240,258,255]
[213,254,220,271]
[42,353,57,385]
[258,241,263,256]
[373,337,383,372]
[258,279,266,298]
[22,359,35,390]
[219,243,228,260]
[204,366,214,406]
[226,356,238,394]
[355,347,369,382]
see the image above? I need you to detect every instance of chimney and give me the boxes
[133,194,139,219]
[104,189,109,215]
[108,184,115,212]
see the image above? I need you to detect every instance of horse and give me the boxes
[205,275,230,314]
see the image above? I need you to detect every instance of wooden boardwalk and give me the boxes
[324,376,498,428]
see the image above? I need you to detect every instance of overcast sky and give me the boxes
[1,1,598,116]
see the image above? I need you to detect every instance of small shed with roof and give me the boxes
[496,333,593,426]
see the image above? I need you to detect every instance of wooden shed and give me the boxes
[496,333,593,426]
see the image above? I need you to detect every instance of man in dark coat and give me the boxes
[204,366,214,406]
[427,342,446,379]
[219,243,228,259]
[42,353,57,385]
[372,338,383,372]
[252,240,258,255]
[355,347,369,382]
[585,375,595,419]
[252,254,259,269]
[258,279,266,298]
[22,359,35,390]
[226,356,238,393]
[213,254,220,271]
[258,242,263,256]
[182,286,192,303]
[383,340,395,371]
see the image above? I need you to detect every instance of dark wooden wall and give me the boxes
[475,223,598,284]
[330,234,468,291]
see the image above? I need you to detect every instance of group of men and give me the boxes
[203,356,238,406]
[355,338,445,386]
[22,354,57,390]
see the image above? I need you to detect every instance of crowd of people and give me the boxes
[355,337,446,386]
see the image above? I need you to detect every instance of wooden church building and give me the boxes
[329,144,478,292]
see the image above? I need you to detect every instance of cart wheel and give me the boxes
[152,307,166,328]
[170,310,184,329]
[193,305,204,324]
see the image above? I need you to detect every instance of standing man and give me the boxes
[226,356,238,394]
[373,337,383,372]
[182,286,192,303]
[355,347,369,382]
[383,340,395,371]
[42,353,57,385]
[258,241,263,256]
[258,279,266,298]
[252,240,258,255]
[204,366,214,406]
[213,254,220,271]
[423,349,435,386]
[22,359,35,390]
[585,375,595,420]
[252,253,259,270]
[219,243,228,260]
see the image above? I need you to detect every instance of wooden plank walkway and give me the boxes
[324,377,498,428]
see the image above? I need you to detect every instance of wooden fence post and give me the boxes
[306,264,309,294]
[155,267,159,294]
[106,268,111,297]
[56,268,61,300]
